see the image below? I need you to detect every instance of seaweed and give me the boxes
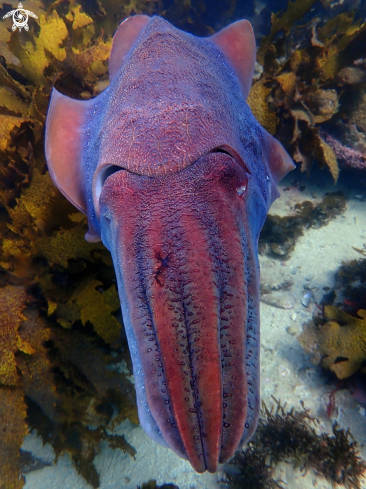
[336,253,366,315]
[0,0,364,486]
[223,446,281,489]
[0,386,28,489]
[247,79,279,135]
[0,2,140,486]
[259,191,346,257]
[336,247,366,290]
[257,0,319,66]
[299,248,366,379]
[256,401,317,465]
[299,305,366,379]
[248,2,366,180]
[0,286,30,486]
[223,400,366,489]
[309,423,366,488]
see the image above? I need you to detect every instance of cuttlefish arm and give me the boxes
[45,15,294,473]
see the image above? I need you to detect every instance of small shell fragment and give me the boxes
[301,291,313,307]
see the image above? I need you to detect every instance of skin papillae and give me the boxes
[45,15,294,473]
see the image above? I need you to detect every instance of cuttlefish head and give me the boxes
[45,15,294,473]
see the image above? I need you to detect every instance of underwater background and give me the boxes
[0,0,366,487]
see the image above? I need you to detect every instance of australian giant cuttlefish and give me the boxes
[45,14,295,473]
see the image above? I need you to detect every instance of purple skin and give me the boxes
[45,15,294,472]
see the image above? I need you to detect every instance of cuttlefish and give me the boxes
[45,15,294,473]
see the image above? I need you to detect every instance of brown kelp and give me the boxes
[248,2,366,179]
[299,306,366,379]
[299,247,366,379]
[223,400,366,489]
[0,0,266,484]
[0,0,365,486]
[0,2,139,487]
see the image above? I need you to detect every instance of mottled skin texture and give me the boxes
[99,153,261,471]
[83,17,275,233]
[45,15,294,473]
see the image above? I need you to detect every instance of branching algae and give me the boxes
[0,0,365,486]
[223,400,366,489]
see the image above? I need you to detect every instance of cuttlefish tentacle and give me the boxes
[99,153,258,472]
[45,14,295,473]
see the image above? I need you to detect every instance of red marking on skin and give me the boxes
[100,152,250,472]
[45,14,295,474]
[153,249,174,286]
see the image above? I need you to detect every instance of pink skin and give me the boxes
[99,152,257,472]
[45,15,295,473]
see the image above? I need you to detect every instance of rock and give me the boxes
[286,325,298,335]
[336,67,366,85]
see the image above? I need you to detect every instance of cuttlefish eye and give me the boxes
[237,183,247,197]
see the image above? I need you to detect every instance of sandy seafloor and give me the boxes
[21,169,366,489]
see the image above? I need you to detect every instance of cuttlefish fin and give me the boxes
[109,15,151,81]
[262,128,296,184]
[260,127,296,204]
[45,88,101,242]
[209,19,256,100]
